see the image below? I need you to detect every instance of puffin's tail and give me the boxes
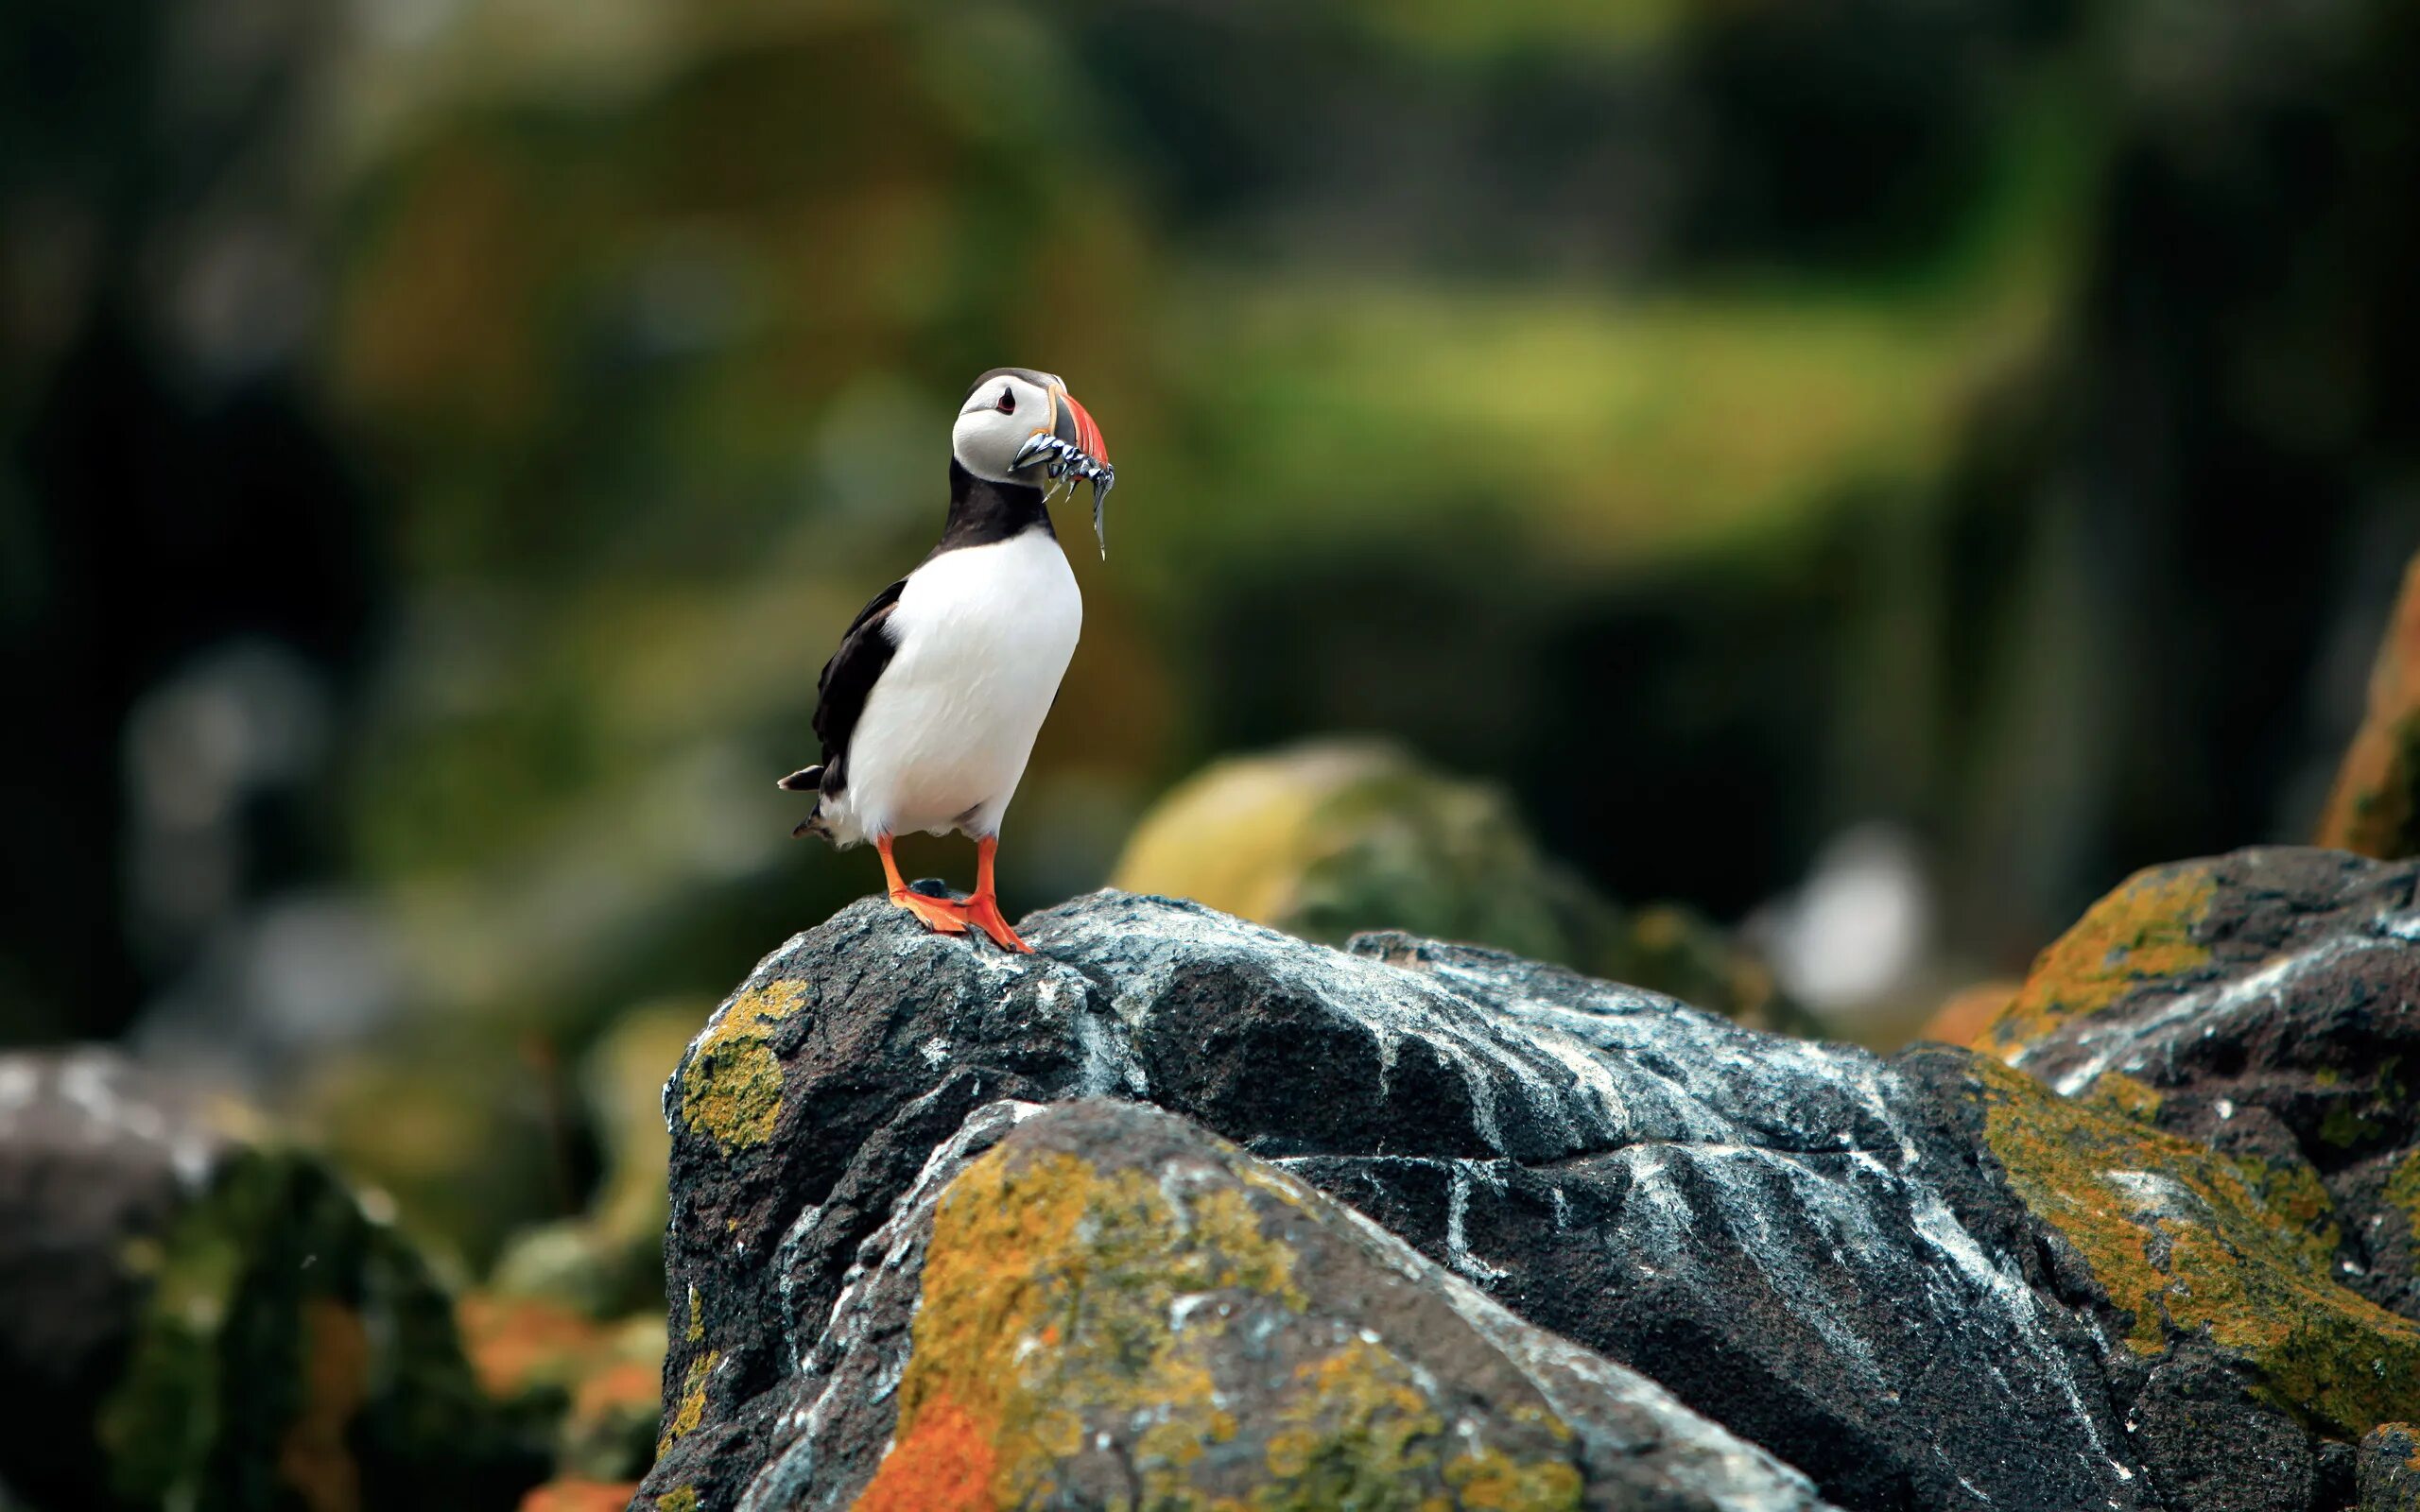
[778,766,827,839]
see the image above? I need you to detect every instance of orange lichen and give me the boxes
[278,1300,369,1512]
[518,1480,643,1512]
[1981,865,2216,1058]
[854,1396,997,1512]
[2317,551,2420,860]
[854,1129,1584,1509]
[458,1293,606,1398]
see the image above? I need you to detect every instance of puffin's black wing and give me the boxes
[807,577,907,792]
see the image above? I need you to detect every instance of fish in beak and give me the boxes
[1013,383,1115,558]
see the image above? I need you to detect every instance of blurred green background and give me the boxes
[5,0,2418,1280]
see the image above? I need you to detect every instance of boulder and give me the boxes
[1109,740,1818,1034]
[1974,848,2420,1323]
[649,869,2419,1510]
[714,1096,1827,1511]
[0,1047,546,1510]
[643,892,2106,1509]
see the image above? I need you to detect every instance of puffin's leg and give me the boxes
[877,834,967,935]
[962,835,1032,954]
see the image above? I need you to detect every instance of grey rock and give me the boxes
[746,1097,1830,1511]
[647,891,2151,1510]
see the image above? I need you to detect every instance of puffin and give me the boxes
[779,368,1115,953]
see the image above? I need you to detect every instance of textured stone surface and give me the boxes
[2363,1423,2420,1511]
[726,1097,1827,1512]
[646,892,2134,1509]
[0,1047,545,1511]
[649,864,2420,1511]
[1976,848,2420,1323]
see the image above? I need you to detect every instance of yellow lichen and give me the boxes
[1981,865,2217,1057]
[1444,1446,1585,1511]
[1977,1056,2420,1435]
[2081,1072,2163,1123]
[653,1489,700,1512]
[685,1285,704,1343]
[680,983,805,1149]
[656,1349,718,1455]
[854,1138,1581,1510]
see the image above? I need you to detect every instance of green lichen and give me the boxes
[1982,865,2216,1057]
[654,1488,700,1512]
[2386,1152,2420,1230]
[679,982,805,1149]
[2082,1072,2163,1123]
[99,1148,541,1512]
[1977,1057,2420,1436]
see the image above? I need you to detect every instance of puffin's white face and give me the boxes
[952,370,1062,484]
[951,367,1118,556]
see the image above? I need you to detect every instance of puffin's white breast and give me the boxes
[835,528,1081,841]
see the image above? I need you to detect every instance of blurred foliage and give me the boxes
[5,0,2419,1274]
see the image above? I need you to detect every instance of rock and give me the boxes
[1110,740,1818,1032]
[2318,551,2420,860]
[646,891,2142,1510]
[1969,847,2420,1506]
[1974,848,2420,1322]
[2363,1424,2420,1511]
[0,1046,546,1510]
[717,1096,1828,1511]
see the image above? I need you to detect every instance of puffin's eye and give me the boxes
[995,387,1016,414]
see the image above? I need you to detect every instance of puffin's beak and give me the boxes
[1012,385,1115,558]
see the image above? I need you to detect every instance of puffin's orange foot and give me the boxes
[963,894,1032,954]
[888,888,969,935]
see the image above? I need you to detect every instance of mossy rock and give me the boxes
[1975,1055,2420,1439]
[651,1097,1823,1511]
[1974,846,2420,1328]
[0,1048,546,1511]
[1112,740,1817,1031]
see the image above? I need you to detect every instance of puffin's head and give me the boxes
[952,367,1116,557]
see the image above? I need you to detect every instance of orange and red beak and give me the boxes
[1025,380,1115,559]
[1052,387,1109,468]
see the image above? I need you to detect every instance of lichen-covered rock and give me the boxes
[2362,1423,2420,1511]
[1975,848,2420,1323]
[2318,551,2420,861]
[645,892,2146,1510]
[737,1097,1827,1511]
[1109,740,1817,1032]
[0,1047,547,1510]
